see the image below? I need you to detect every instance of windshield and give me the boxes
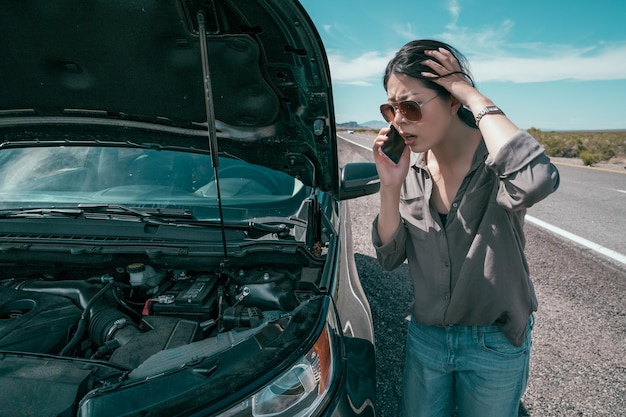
[0,146,307,218]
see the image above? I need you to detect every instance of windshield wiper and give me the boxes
[246,216,306,234]
[77,204,193,221]
[196,216,307,241]
[0,205,193,224]
[0,207,84,218]
[189,216,305,232]
[0,207,303,238]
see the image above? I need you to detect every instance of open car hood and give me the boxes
[0,0,338,191]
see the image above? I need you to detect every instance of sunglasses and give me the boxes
[379,94,440,123]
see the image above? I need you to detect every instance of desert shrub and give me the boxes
[528,128,626,163]
[579,150,602,165]
[540,135,579,158]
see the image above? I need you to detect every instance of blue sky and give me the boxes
[299,0,626,131]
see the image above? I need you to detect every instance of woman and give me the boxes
[371,40,560,417]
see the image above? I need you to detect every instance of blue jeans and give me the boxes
[401,316,533,417]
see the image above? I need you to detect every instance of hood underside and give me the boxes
[0,0,338,190]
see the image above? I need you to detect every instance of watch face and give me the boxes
[475,106,504,124]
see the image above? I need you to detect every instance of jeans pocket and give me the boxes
[480,329,529,357]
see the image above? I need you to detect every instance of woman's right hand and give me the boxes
[373,126,411,189]
[373,126,408,244]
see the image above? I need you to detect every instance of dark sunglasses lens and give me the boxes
[379,101,422,122]
[399,101,422,121]
[380,104,394,122]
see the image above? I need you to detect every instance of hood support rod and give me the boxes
[197,10,228,264]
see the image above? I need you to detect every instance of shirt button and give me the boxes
[452,202,458,208]
[444,294,450,300]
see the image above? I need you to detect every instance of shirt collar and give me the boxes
[411,139,488,174]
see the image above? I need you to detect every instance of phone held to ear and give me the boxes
[381,124,405,164]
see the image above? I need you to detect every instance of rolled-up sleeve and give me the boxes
[372,215,408,271]
[486,130,560,211]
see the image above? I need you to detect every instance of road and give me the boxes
[526,160,626,264]
[340,130,626,267]
[337,132,626,417]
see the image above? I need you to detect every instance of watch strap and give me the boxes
[474,105,504,125]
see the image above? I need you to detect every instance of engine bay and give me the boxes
[0,262,321,371]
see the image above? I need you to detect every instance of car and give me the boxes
[0,1,380,416]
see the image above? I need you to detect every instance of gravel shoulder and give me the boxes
[341,144,626,417]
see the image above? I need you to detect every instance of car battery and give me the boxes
[152,274,218,319]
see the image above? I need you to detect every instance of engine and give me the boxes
[0,263,308,369]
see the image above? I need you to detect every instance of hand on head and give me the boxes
[420,48,476,107]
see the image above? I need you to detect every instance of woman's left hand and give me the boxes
[422,47,520,154]
[421,48,478,107]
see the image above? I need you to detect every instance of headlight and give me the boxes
[216,325,333,417]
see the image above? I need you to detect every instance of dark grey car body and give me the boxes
[0,1,379,416]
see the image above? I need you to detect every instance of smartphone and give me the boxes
[381,124,405,164]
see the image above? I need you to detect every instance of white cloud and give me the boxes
[439,20,516,54]
[321,0,626,87]
[447,0,460,28]
[391,23,417,40]
[326,16,626,86]
[472,44,626,83]
[326,51,393,86]
[437,5,626,83]
[327,43,626,86]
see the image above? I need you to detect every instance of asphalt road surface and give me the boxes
[338,132,626,417]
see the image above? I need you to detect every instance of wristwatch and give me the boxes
[474,106,504,125]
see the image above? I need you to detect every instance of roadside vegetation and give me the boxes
[527,128,626,166]
[342,127,626,166]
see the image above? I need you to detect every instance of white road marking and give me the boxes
[527,215,626,266]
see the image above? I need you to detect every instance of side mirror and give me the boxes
[339,162,380,200]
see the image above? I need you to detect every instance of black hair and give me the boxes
[383,40,477,128]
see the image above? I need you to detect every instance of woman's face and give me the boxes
[385,73,453,153]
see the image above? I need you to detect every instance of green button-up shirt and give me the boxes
[372,130,560,346]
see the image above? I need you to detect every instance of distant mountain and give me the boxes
[361,120,387,129]
[337,120,386,130]
[336,121,361,129]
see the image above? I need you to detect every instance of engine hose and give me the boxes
[58,281,129,356]
[89,307,140,346]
